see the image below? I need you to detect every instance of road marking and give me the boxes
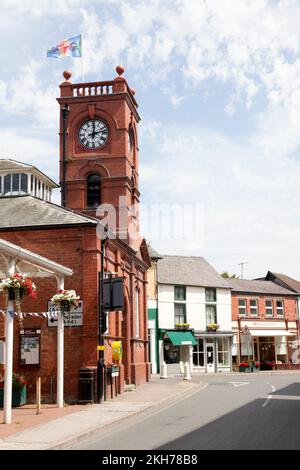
[265,395,300,401]
[229,382,249,387]
[262,385,276,407]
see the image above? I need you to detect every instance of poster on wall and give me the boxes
[19,329,41,366]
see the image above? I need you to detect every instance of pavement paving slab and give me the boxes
[0,375,203,450]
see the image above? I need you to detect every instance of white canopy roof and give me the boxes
[0,238,73,278]
[249,329,294,337]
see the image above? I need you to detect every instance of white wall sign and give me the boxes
[241,321,286,329]
[47,300,83,327]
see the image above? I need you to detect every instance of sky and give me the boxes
[1,0,300,280]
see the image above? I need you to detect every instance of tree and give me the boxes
[221,271,239,279]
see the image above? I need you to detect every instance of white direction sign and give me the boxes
[47,300,83,327]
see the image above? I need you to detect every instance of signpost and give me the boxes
[47,300,83,327]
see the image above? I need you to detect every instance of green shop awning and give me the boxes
[166,331,197,346]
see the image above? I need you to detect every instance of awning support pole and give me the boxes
[3,257,16,425]
[56,276,64,408]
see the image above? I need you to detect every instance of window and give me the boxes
[135,289,140,337]
[87,174,101,208]
[193,339,204,367]
[205,288,216,302]
[4,175,10,195]
[174,286,186,301]
[206,304,217,325]
[265,300,273,317]
[20,174,28,194]
[238,298,247,316]
[175,303,186,325]
[276,300,284,317]
[250,299,259,316]
[3,173,28,196]
[218,338,230,367]
[12,173,19,192]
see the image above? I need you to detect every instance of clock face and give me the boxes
[78,119,109,149]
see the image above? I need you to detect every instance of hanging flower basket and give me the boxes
[51,289,80,315]
[0,274,37,313]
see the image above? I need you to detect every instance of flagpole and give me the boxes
[81,32,85,83]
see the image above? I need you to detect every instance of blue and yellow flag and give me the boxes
[47,34,82,58]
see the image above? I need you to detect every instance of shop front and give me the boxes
[160,329,197,375]
[234,323,300,370]
[193,333,233,373]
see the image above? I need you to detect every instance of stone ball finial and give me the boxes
[116,65,125,77]
[130,88,136,95]
[63,70,72,82]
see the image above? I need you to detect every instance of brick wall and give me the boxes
[0,225,150,403]
[231,293,298,321]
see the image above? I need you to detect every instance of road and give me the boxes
[72,373,300,450]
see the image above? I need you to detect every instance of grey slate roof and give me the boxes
[157,255,230,288]
[227,278,296,295]
[0,159,59,188]
[0,195,98,229]
[265,272,300,294]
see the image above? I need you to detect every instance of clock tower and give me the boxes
[57,66,140,243]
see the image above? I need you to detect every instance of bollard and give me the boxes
[183,362,191,381]
[160,361,168,379]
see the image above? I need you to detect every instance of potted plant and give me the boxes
[51,289,80,314]
[0,367,28,407]
[252,361,260,372]
[239,361,252,373]
[0,274,37,313]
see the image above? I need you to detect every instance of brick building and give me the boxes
[228,279,300,370]
[0,67,150,402]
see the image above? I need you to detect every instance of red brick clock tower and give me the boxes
[57,67,150,392]
[57,66,140,242]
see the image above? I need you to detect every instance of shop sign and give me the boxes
[47,300,83,327]
[181,341,192,345]
[241,321,286,329]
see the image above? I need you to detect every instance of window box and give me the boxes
[206,323,219,332]
[175,323,190,330]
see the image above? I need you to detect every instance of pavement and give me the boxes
[0,374,205,450]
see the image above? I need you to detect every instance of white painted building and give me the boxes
[156,255,232,375]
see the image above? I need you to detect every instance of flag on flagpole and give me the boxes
[47,34,82,58]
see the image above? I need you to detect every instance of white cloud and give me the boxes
[0,129,58,181]
[140,119,300,278]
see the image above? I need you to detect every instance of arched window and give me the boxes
[87,174,101,208]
